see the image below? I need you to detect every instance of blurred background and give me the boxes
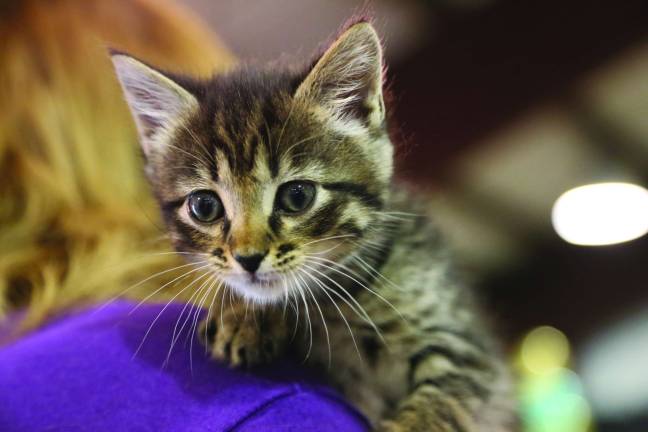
[2,0,647,431]
[180,1,648,431]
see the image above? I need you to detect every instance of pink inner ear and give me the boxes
[137,114,163,139]
[112,55,200,159]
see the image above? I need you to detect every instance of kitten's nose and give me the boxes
[234,252,267,274]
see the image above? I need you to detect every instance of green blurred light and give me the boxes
[517,327,592,432]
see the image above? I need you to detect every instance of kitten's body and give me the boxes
[112,19,516,431]
[303,188,514,429]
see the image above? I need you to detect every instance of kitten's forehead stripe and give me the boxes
[261,94,284,178]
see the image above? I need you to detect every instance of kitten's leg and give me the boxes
[199,300,289,368]
[378,387,475,431]
[378,329,513,431]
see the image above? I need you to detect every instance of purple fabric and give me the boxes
[0,301,369,432]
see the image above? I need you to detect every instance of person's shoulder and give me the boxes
[235,383,370,432]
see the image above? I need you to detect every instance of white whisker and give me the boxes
[301,234,357,247]
[305,255,405,322]
[203,280,224,352]
[163,272,216,366]
[302,262,385,345]
[132,269,213,360]
[294,273,313,361]
[353,254,405,293]
[129,262,213,315]
[95,260,210,314]
[188,276,219,374]
[296,270,331,368]
[300,269,362,361]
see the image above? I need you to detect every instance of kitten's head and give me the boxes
[112,21,393,303]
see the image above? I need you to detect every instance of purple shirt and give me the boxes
[0,301,369,431]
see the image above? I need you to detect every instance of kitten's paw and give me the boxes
[199,305,287,368]
[375,420,429,432]
[375,421,405,432]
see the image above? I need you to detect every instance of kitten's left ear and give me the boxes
[110,52,198,157]
[296,22,385,128]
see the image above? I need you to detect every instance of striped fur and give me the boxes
[113,20,517,432]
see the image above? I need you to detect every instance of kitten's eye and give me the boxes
[276,181,316,214]
[187,190,224,223]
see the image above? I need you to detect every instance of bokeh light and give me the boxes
[552,182,648,246]
[521,369,592,432]
[517,326,592,432]
[520,326,570,375]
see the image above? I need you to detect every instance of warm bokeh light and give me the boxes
[520,326,570,375]
[552,182,648,246]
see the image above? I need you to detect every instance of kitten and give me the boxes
[111,19,516,431]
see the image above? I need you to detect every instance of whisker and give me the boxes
[280,132,328,161]
[285,273,300,340]
[94,260,210,314]
[296,270,331,368]
[277,97,297,152]
[141,251,211,257]
[306,239,351,256]
[353,254,406,293]
[163,272,216,366]
[132,269,213,360]
[280,273,289,318]
[375,211,422,218]
[243,297,250,321]
[129,262,213,315]
[351,242,386,257]
[166,140,212,168]
[304,255,405,322]
[188,276,219,374]
[299,269,362,362]
[301,262,385,345]
[179,123,215,166]
[301,234,357,247]
[294,273,313,361]
[204,280,224,353]
[219,285,228,330]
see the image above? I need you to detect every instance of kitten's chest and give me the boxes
[303,308,410,424]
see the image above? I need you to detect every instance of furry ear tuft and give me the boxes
[296,22,385,128]
[110,53,197,156]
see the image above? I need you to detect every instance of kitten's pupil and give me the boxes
[188,190,223,223]
[277,181,316,214]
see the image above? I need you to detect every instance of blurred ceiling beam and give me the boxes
[565,98,648,185]
[392,0,648,182]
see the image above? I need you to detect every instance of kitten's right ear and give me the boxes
[110,52,198,157]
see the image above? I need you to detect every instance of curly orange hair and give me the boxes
[0,0,233,332]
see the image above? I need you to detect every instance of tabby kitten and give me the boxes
[111,19,516,431]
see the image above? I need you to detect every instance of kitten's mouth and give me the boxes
[225,272,287,302]
[244,272,280,285]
